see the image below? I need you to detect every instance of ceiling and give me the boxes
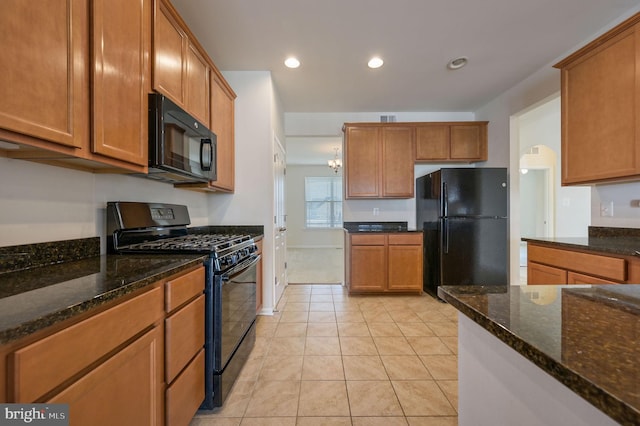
[170,0,637,114]
[169,0,637,166]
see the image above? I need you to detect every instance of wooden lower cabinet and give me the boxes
[388,244,423,291]
[48,327,163,426]
[527,242,626,285]
[528,262,567,285]
[1,265,206,426]
[166,349,204,426]
[566,272,619,285]
[347,233,422,294]
[350,245,387,292]
[164,266,205,426]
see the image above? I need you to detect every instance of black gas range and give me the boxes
[106,201,259,409]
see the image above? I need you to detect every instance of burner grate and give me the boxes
[126,233,252,253]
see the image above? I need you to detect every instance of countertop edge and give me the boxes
[522,237,640,257]
[0,256,206,345]
[438,286,640,426]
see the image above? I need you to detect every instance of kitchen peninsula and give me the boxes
[439,284,640,426]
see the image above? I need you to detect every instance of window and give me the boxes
[305,177,342,228]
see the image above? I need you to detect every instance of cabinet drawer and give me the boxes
[388,233,422,245]
[166,349,205,426]
[351,234,386,245]
[566,271,620,285]
[12,286,163,402]
[165,266,204,313]
[165,294,205,383]
[528,245,626,282]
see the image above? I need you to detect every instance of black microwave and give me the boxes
[147,93,217,184]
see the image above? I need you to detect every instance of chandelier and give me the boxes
[328,147,342,173]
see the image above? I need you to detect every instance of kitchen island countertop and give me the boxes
[438,284,640,425]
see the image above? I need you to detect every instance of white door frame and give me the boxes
[273,135,287,307]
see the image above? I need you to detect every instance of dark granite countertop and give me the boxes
[438,284,640,426]
[0,238,206,345]
[343,221,419,233]
[523,226,640,257]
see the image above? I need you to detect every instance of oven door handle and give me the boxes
[221,254,261,281]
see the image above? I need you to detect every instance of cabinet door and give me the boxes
[153,0,187,106]
[450,124,487,160]
[350,245,386,292]
[185,43,210,126]
[566,271,619,285]
[527,262,567,285]
[381,126,414,198]
[48,327,163,426]
[345,126,380,198]
[415,125,449,160]
[210,73,236,191]
[387,244,422,291]
[92,0,150,166]
[559,25,640,184]
[0,0,88,148]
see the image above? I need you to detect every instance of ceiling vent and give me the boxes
[380,115,396,123]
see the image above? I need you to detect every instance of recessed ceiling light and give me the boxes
[284,57,300,68]
[447,56,468,70]
[368,57,384,69]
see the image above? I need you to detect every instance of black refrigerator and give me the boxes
[416,167,508,297]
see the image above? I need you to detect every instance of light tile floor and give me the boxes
[191,284,459,425]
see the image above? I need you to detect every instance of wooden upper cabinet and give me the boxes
[209,72,236,192]
[415,122,487,162]
[153,0,187,107]
[153,0,210,126]
[381,126,415,197]
[185,43,210,125]
[554,14,640,185]
[415,125,449,160]
[0,0,88,149]
[345,126,381,198]
[92,0,150,166]
[450,124,487,160]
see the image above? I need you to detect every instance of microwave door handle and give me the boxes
[200,138,212,171]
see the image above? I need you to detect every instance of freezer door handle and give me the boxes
[442,182,448,217]
[442,218,449,254]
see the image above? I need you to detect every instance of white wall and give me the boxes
[0,156,208,252]
[286,165,343,248]
[208,71,283,314]
[592,182,640,228]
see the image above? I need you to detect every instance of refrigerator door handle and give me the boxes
[442,218,449,254]
[442,182,448,218]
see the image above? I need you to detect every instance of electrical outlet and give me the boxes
[600,201,614,217]
[373,207,380,216]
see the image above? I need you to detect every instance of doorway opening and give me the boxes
[512,95,590,284]
[284,136,345,285]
